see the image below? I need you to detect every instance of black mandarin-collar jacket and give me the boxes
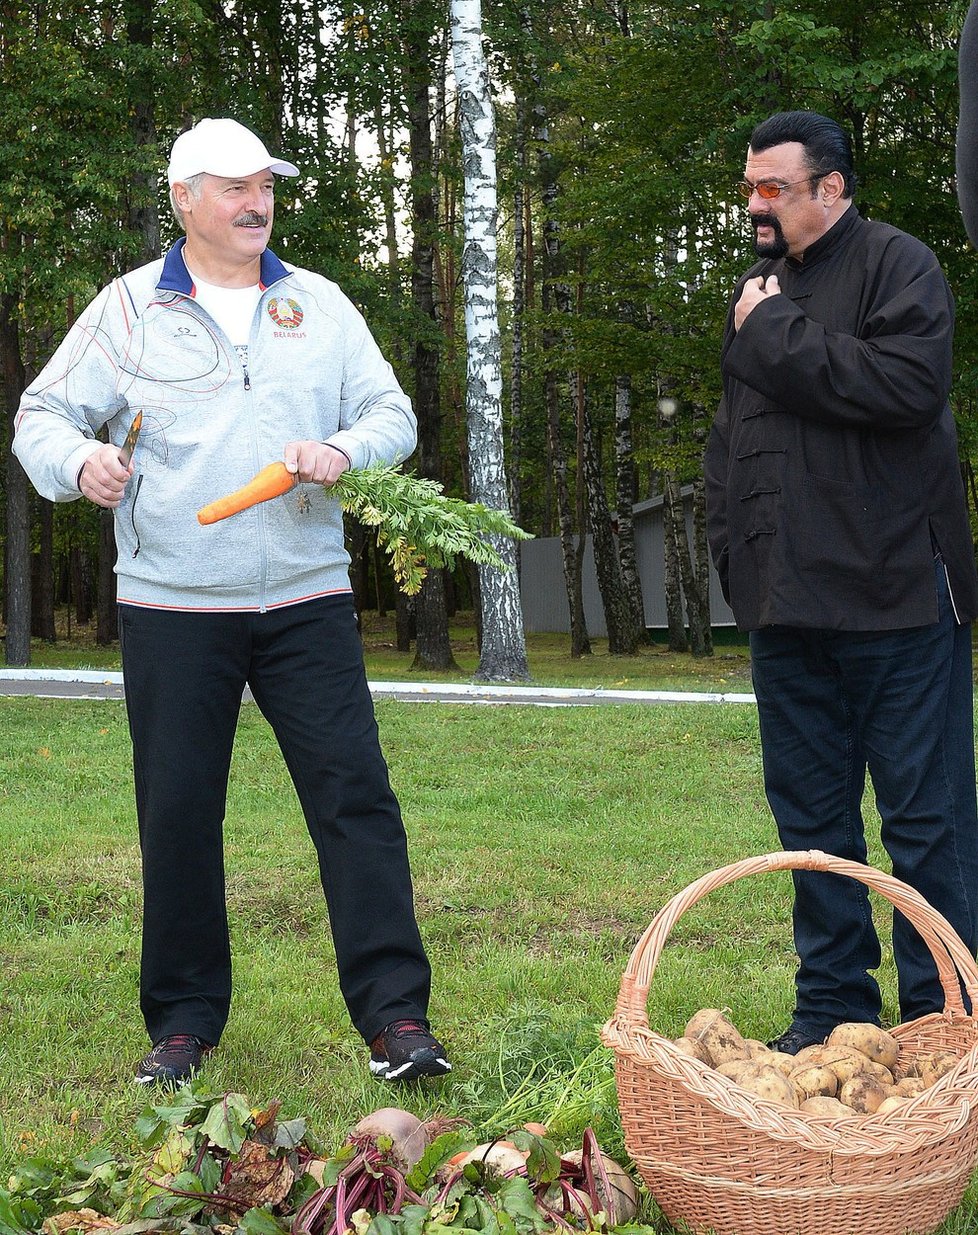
[705,205,978,632]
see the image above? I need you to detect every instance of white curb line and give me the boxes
[0,667,756,706]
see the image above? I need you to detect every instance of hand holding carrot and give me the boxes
[283,440,350,486]
[79,443,134,509]
[197,444,351,526]
[197,461,532,594]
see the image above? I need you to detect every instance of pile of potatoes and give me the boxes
[672,1009,959,1117]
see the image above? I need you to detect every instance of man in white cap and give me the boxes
[13,118,451,1086]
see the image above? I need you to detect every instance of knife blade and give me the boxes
[119,411,143,465]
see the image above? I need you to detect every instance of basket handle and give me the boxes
[613,849,978,1028]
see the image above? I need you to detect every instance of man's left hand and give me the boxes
[734,274,781,331]
[283,441,351,486]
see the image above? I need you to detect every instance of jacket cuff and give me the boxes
[65,443,102,496]
[325,441,353,469]
[324,431,365,470]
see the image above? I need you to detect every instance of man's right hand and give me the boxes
[78,444,133,508]
[734,274,781,331]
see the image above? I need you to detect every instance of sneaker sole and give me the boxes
[134,1071,197,1086]
[371,1054,452,1082]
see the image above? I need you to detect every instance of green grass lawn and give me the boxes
[4,685,977,1234]
[4,614,978,1232]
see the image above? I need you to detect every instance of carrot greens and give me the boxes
[331,466,531,596]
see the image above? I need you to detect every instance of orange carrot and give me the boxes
[197,461,296,525]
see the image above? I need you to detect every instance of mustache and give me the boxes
[751,212,783,236]
[234,212,269,227]
[751,211,788,257]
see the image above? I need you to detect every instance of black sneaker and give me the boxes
[369,1019,452,1082]
[767,1024,828,1055]
[135,1033,213,1085]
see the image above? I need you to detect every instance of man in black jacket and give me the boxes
[706,110,978,1054]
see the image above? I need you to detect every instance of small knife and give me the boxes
[119,410,143,465]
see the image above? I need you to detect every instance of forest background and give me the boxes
[3,0,977,674]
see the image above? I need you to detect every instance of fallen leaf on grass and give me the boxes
[43,1208,121,1235]
[218,1139,295,1217]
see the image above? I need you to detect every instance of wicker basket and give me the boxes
[600,850,978,1235]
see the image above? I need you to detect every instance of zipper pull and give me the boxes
[236,342,252,390]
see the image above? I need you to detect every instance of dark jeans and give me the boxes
[118,594,432,1047]
[749,560,978,1031]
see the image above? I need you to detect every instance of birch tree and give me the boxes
[450,0,530,681]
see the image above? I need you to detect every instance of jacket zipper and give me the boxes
[129,473,144,557]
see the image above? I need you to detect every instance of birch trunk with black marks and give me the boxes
[451,0,529,681]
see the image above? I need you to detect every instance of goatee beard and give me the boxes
[751,213,788,259]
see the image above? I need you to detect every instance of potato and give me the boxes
[684,1009,750,1066]
[735,1067,801,1107]
[716,1058,765,1083]
[894,1076,927,1098]
[672,1035,713,1066]
[789,1064,839,1100]
[827,1022,900,1071]
[743,1039,773,1058]
[875,1096,911,1116]
[919,1051,959,1088]
[800,1096,852,1117]
[792,1044,862,1070]
[838,1076,890,1114]
[763,1051,800,1078]
[824,1054,894,1087]
[714,1058,801,1106]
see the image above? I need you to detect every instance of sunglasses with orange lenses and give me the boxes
[737,175,823,200]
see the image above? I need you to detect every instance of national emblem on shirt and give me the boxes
[267,297,304,328]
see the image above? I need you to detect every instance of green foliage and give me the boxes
[334,467,532,594]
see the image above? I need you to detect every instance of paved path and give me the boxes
[0,667,757,707]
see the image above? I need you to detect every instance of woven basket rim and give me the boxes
[602,850,978,1156]
[601,1018,978,1154]
[611,850,978,1022]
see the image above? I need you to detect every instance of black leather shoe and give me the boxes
[767,1024,828,1055]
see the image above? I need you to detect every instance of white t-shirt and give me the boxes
[189,274,261,346]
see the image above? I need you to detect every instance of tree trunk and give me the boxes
[70,544,94,626]
[509,117,527,528]
[665,471,713,656]
[32,499,56,640]
[579,382,637,654]
[662,474,688,653]
[371,535,388,619]
[614,368,647,641]
[450,0,529,682]
[410,568,457,670]
[125,0,160,265]
[374,92,403,368]
[404,1,458,671]
[395,590,415,653]
[690,474,714,657]
[96,508,118,644]
[1,287,30,665]
[533,35,588,657]
[546,366,589,657]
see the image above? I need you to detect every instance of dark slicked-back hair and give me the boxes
[749,110,858,199]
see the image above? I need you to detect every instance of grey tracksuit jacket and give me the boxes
[13,239,417,611]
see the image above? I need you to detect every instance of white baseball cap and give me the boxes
[167,118,300,186]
